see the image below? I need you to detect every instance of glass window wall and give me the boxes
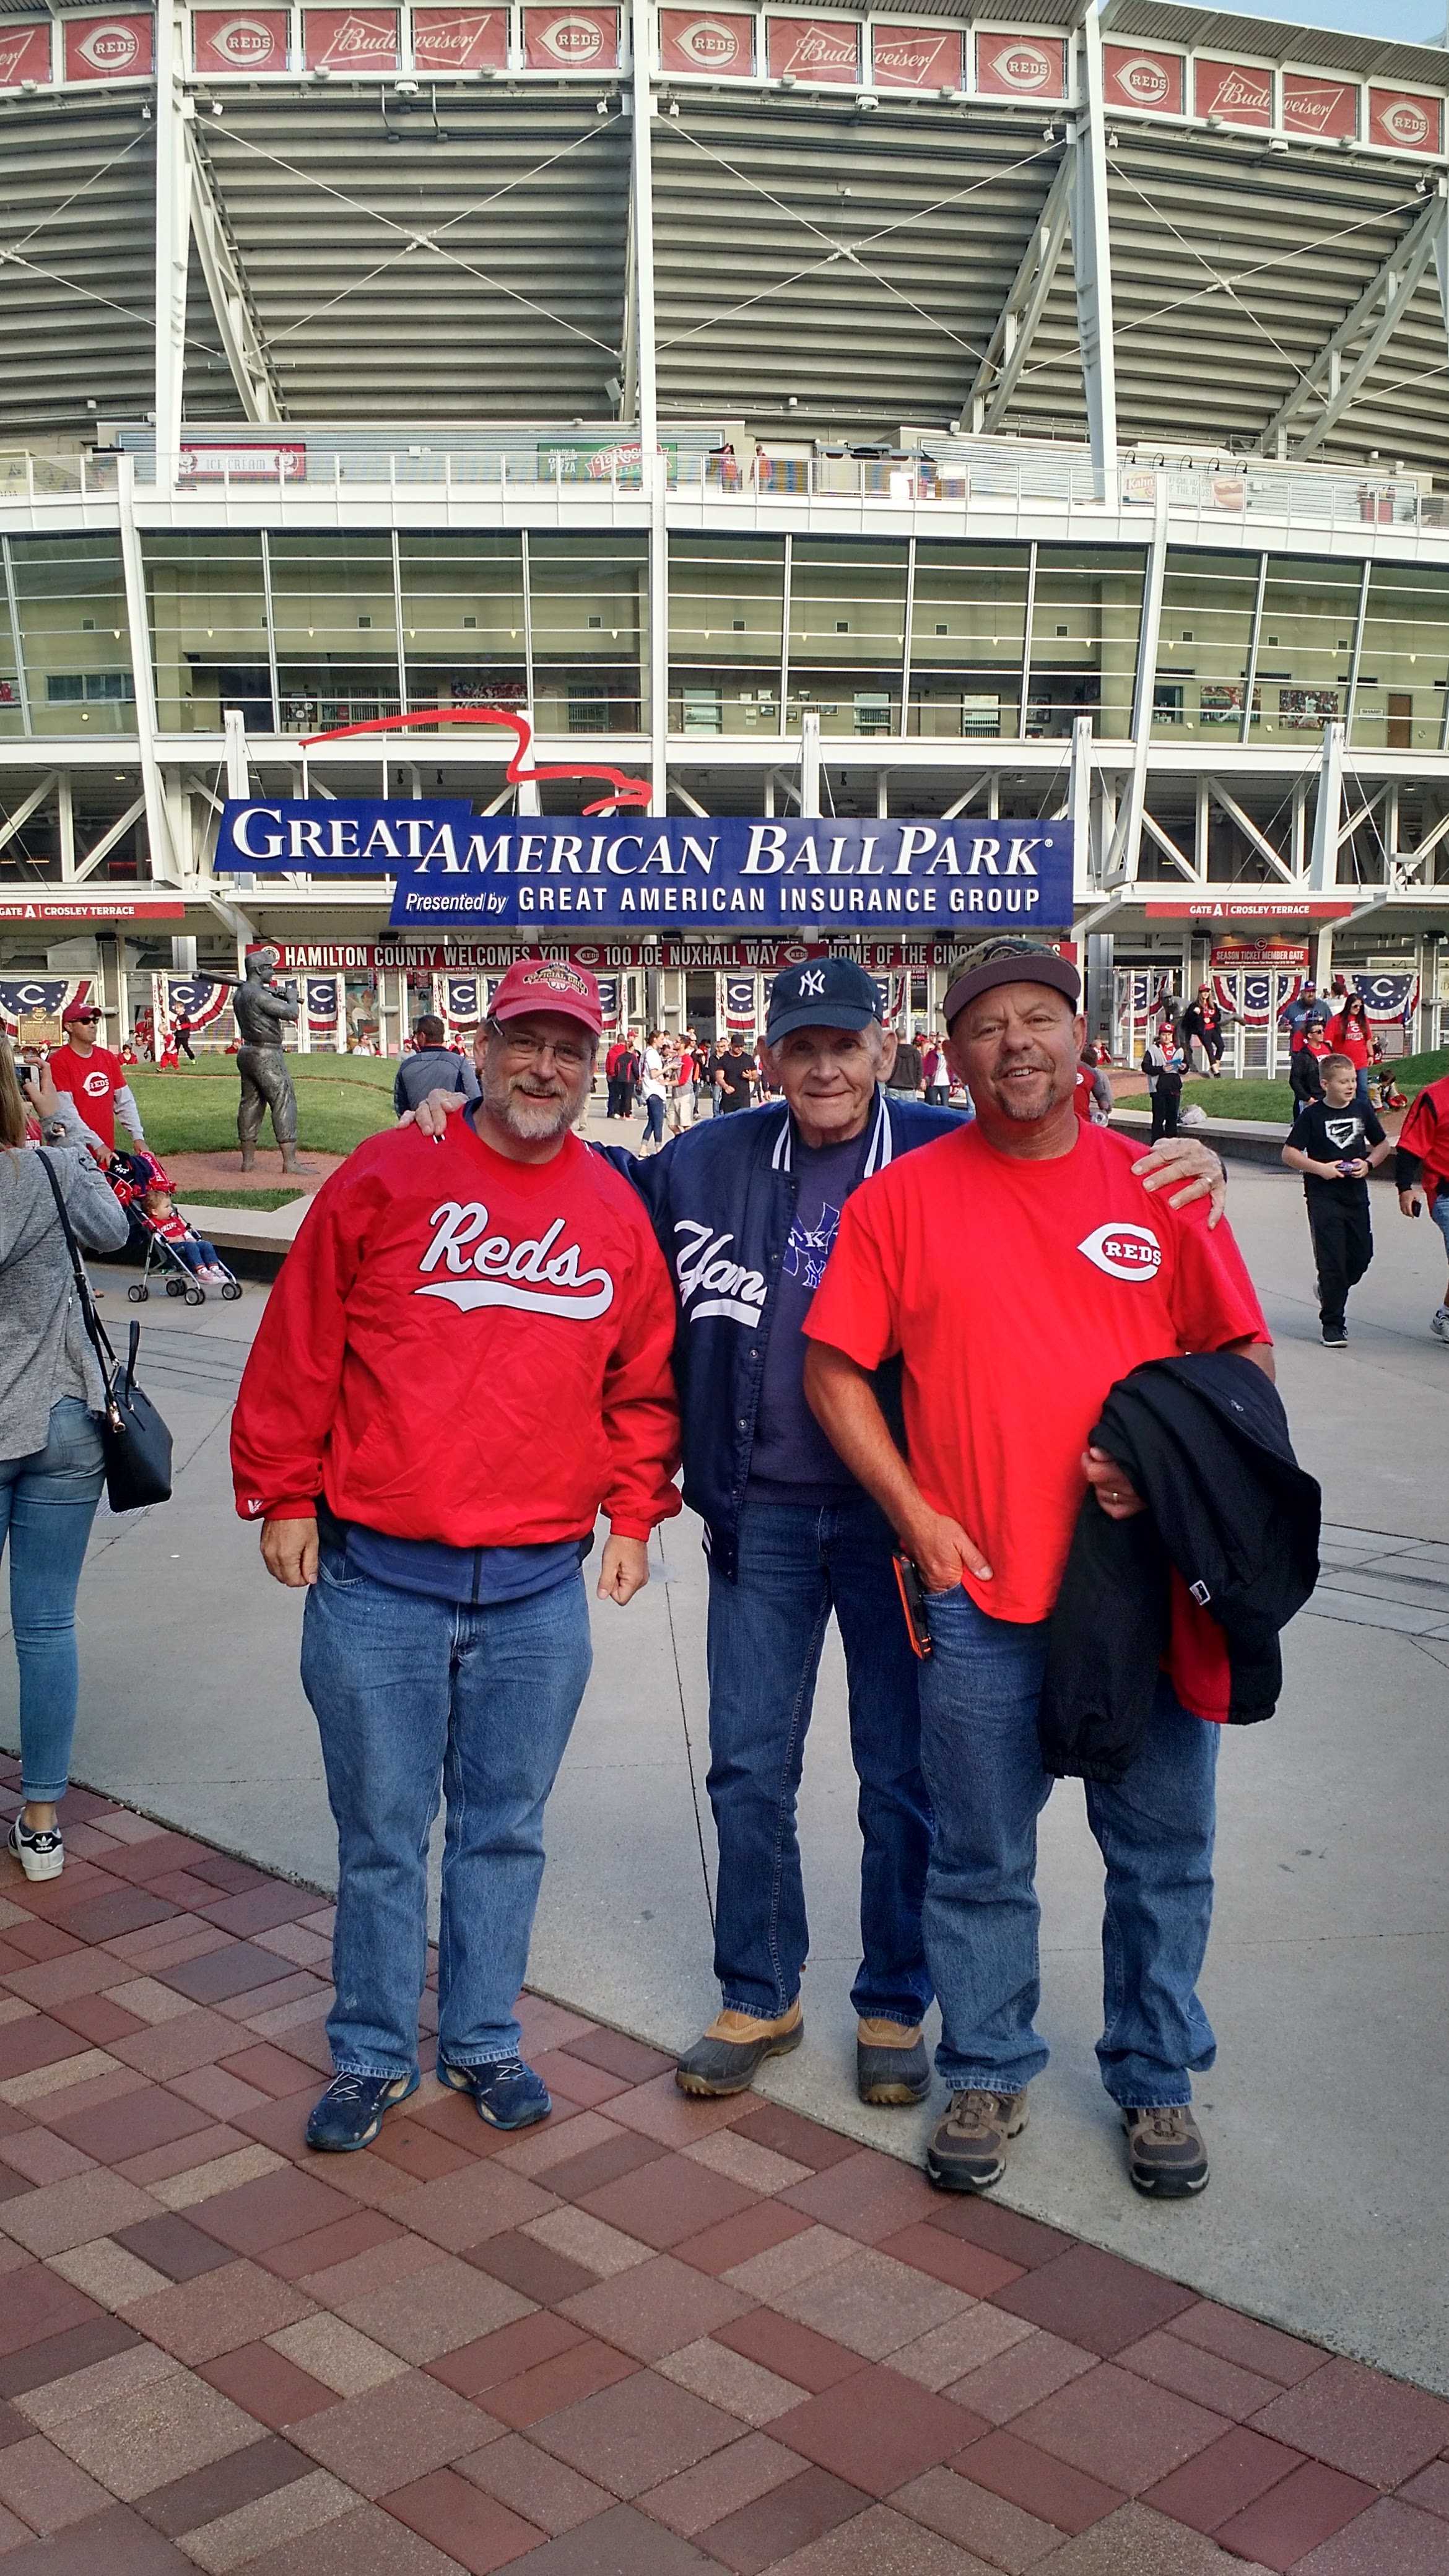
[529,534,647,736]
[908,544,1028,740]
[146,533,269,734]
[267,534,399,734]
[669,535,783,737]
[1028,548,1144,741]
[8,537,132,738]
[1352,563,1449,754]
[398,534,526,723]
[1255,556,1365,746]
[789,539,906,738]
[1152,550,1262,739]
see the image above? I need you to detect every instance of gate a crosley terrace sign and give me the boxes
[215,804,1075,933]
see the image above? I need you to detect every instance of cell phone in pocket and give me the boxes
[892,1554,933,1660]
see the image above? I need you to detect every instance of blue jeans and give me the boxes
[0,1399,107,1804]
[301,1548,593,2078]
[643,1094,665,1147]
[705,1494,932,2026]
[920,1586,1218,2108]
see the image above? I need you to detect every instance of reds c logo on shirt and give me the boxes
[81,1068,112,1099]
[1077,1222,1162,1282]
[416,1200,614,1318]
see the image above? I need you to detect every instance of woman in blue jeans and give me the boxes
[0,1043,128,1882]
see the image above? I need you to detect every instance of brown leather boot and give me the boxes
[856,2018,929,2106]
[675,2000,804,2097]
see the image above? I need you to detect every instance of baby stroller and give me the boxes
[107,1150,243,1308]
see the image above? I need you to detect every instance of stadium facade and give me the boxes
[2,0,1449,1063]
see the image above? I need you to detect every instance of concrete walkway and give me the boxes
[2,1155,1447,2406]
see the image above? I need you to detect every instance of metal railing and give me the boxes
[0,443,1440,539]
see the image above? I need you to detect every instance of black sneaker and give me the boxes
[1321,1328,1347,1348]
[6,1816,63,1883]
[306,2069,419,2152]
[926,2087,1029,2193]
[438,2055,551,2130]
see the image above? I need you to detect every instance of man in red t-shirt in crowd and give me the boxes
[230,959,681,2153]
[804,941,1271,2204]
[47,1002,147,1156]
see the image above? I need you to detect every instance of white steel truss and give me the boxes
[968,152,1073,437]
[186,124,282,424]
[1260,186,1449,462]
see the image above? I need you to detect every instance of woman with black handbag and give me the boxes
[0,1038,129,1881]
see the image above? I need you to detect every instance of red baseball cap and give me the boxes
[490,957,603,1037]
[61,1001,102,1025]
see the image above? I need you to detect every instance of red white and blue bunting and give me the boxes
[305,975,342,1035]
[155,975,230,1033]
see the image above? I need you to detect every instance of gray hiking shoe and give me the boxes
[1124,2104,1209,2197]
[926,2087,1029,2193]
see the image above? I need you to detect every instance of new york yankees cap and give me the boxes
[767,956,884,1043]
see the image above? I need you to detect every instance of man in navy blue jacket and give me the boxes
[414,959,1225,2107]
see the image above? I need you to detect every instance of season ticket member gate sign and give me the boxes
[217,803,1076,932]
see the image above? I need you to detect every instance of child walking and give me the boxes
[1282,1053,1393,1347]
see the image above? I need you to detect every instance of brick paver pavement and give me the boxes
[2,1760,1447,2574]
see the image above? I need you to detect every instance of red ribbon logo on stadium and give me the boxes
[300,705,652,818]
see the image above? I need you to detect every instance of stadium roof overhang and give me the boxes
[0,0,1447,474]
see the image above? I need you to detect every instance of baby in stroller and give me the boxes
[108,1151,240,1300]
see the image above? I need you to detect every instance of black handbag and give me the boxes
[38,1152,173,1512]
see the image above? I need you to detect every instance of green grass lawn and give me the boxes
[130,1057,395,1157]
[180,1188,306,1211]
[1122,1050,1449,1128]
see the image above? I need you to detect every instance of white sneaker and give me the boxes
[7,1816,63,1881]
[1432,1308,1449,1344]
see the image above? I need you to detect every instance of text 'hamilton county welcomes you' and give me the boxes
[215,804,1076,932]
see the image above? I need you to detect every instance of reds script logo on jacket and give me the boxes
[417,1200,614,1318]
[1077,1222,1162,1282]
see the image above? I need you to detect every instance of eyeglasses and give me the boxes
[496,1029,593,1073]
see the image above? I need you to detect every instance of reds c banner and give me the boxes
[0,976,91,1031]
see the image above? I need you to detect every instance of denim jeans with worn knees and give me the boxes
[0,1398,107,1804]
[919,1584,1218,2108]
[705,1493,932,2027]
[302,1549,592,2079]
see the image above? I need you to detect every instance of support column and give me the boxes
[116,458,179,882]
[57,773,75,882]
[1072,2,1120,481]
[1068,713,1093,898]
[1113,481,1168,883]
[630,0,666,811]
[154,0,191,481]
[1309,720,1346,895]
[800,709,821,818]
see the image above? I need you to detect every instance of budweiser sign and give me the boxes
[1281,75,1356,139]
[0,22,51,84]
[1368,85,1441,154]
[303,7,399,69]
[975,34,1065,98]
[872,24,959,90]
[766,14,858,81]
[1102,42,1182,115]
[1194,57,1272,126]
[66,14,152,77]
[193,10,289,71]
[412,6,507,69]
[659,8,752,72]
[522,6,619,65]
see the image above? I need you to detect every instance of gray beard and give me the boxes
[489,1085,578,1142]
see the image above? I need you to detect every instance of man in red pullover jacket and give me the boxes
[230,958,681,2152]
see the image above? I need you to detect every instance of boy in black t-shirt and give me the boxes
[1282,1053,1393,1347]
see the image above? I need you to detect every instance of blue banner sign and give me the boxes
[217,801,1075,933]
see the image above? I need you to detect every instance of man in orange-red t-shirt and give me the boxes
[48,1002,147,1157]
[804,941,1271,2206]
